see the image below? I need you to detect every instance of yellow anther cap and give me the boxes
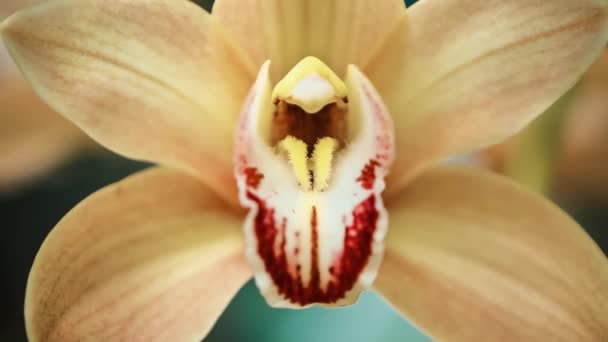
[272,56,348,113]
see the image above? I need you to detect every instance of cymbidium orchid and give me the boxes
[0,0,88,191]
[3,0,608,341]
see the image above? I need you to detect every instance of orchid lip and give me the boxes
[234,57,395,308]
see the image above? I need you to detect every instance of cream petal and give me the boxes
[375,166,608,341]
[25,167,250,342]
[212,0,405,80]
[1,0,257,204]
[364,0,608,195]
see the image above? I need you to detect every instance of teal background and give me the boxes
[206,282,430,341]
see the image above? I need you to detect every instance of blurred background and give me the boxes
[0,0,606,341]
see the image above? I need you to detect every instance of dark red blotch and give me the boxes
[356,159,381,190]
[243,167,264,189]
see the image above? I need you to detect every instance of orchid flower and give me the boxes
[0,0,88,191]
[3,0,608,341]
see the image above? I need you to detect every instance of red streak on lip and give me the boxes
[331,195,379,290]
[308,206,321,297]
[243,167,264,189]
[247,191,378,305]
[357,159,381,190]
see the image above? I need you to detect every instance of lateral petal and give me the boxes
[375,166,608,341]
[26,168,250,342]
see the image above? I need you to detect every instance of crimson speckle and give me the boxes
[329,195,379,297]
[356,159,381,189]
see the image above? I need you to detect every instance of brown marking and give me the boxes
[271,101,346,154]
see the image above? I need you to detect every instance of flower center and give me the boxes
[234,57,395,308]
[270,57,348,191]
[271,100,344,153]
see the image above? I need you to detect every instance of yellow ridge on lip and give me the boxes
[277,135,339,191]
[312,137,338,191]
[278,136,311,191]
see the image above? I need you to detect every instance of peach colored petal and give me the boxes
[212,0,405,80]
[375,166,608,341]
[364,0,608,195]
[1,0,257,205]
[26,167,250,342]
